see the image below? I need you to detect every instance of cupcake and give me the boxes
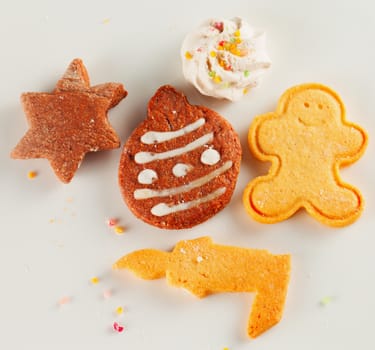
[181,17,271,101]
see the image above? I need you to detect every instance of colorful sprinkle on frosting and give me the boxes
[185,51,193,60]
[213,21,224,32]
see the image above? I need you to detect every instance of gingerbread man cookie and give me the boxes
[243,83,368,226]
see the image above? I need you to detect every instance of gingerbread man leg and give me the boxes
[307,181,363,225]
[244,173,299,223]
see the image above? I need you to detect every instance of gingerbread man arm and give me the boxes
[248,112,282,164]
[333,121,368,167]
[244,112,294,223]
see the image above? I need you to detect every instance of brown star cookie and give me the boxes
[11,58,127,183]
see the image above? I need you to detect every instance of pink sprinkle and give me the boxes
[58,296,71,306]
[197,47,203,52]
[107,218,118,227]
[113,321,124,333]
[213,21,224,32]
[103,290,112,299]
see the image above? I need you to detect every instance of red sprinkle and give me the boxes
[218,40,226,47]
[213,21,224,32]
[113,321,124,333]
[107,218,118,227]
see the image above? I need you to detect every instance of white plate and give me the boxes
[1,0,374,349]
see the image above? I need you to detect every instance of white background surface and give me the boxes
[1,0,374,349]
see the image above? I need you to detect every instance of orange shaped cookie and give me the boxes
[11,58,127,183]
[113,236,291,338]
[243,83,368,226]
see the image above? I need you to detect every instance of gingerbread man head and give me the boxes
[278,83,344,126]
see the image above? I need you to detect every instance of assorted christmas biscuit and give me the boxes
[118,85,241,229]
[11,59,127,183]
[113,236,291,338]
[243,83,368,226]
[10,16,370,339]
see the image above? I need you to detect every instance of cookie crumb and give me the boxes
[103,290,112,299]
[58,296,71,306]
[116,306,124,315]
[114,226,125,235]
[90,276,100,285]
[320,296,333,306]
[27,171,37,179]
[107,218,118,227]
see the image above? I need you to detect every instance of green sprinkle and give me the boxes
[320,296,333,306]
[208,70,216,78]
[244,70,250,77]
[221,82,230,89]
[230,37,236,43]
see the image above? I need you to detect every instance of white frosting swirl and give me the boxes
[181,17,271,101]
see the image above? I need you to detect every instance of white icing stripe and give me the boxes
[141,118,205,144]
[134,132,214,164]
[134,161,232,199]
[151,187,226,216]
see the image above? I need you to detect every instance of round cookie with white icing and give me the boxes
[119,85,241,229]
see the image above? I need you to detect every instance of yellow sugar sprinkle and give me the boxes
[234,29,241,37]
[185,51,193,60]
[234,37,242,44]
[320,296,333,306]
[102,18,110,24]
[90,276,100,284]
[114,226,125,234]
[213,75,222,83]
[27,171,37,179]
[243,88,249,95]
[116,306,124,315]
[210,51,217,57]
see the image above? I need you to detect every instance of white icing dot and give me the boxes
[197,256,203,263]
[200,148,220,165]
[137,169,158,184]
[172,163,192,177]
